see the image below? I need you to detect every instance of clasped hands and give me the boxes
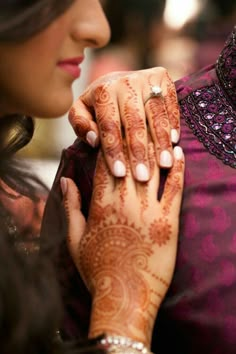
[69,67,180,180]
[61,67,185,348]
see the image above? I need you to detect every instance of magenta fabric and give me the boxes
[41,27,236,353]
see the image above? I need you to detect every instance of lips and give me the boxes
[57,56,84,79]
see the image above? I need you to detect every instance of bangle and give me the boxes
[100,335,153,354]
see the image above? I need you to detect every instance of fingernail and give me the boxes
[171,129,179,144]
[113,160,126,177]
[86,131,97,147]
[160,150,173,167]
[136,163,149,181]
[60,177,67,196]
[174,146,183,160]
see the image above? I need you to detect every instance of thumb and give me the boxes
[60,177,86,263]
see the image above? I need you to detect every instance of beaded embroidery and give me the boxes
[216,26,236,108]
[180,27,236,169]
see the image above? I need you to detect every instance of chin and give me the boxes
[35,95,73,118]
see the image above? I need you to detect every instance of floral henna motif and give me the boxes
[79,218,151,278]
[149,218,172,246]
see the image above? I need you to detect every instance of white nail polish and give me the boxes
[171,129,179,144]
[136,163,149,181]
[160,150,173,167]
[113,160,126,177]
[86,131,97,147]
[174,146,183,160]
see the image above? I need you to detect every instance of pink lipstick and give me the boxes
[57,56,84,79]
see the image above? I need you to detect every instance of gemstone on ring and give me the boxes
[151,85,162,96]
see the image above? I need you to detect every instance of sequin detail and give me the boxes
[181,27,236,169]
[216,26,236,109]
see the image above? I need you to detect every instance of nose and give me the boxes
[71,0,111,49]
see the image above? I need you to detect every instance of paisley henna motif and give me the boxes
[123,79,147,163]
[149,98,171,151]
[69,107,91,139]
[79,216,167,344]
[93,85,123,161]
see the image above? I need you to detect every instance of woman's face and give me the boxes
[0,0,110,118]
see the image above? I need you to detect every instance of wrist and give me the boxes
[89,300,156,348]
[99,335,154,354]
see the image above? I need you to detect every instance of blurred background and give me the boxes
[20,0,236,187]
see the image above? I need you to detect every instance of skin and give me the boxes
[62,142,185,348]
[69,67,180,180]
[0,0,110,118]
[0,0,180,181]
[0,0,185,348]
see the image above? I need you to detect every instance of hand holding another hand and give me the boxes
[61,140,184,348]
[69,67,180,182]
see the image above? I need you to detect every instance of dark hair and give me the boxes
[0,2,106,353]
[0,0,75,42]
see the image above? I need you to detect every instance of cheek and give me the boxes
[0,62,74,117]
[0,30,72,117]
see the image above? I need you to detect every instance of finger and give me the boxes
[145,139,160,201]
[119,141,137,195]
[119,76,150,182]
[88,149,126,224]
[60,177,86,262]
[143,68,174,169]
[162,70,180,144]
[92,149,115,202]
[145,94,173,169]
[70,90,127,178]
[161,146,185,219]
[135,139,160,212]
[69,98,99,148]
[91,83,127,178]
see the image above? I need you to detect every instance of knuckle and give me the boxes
[93,82,110,98]
[154,66,167,77]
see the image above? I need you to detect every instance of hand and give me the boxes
[61,142,184,348]
[69,67,180,182]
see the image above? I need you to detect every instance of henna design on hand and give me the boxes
[149,98,171,151]
[149,218,172,246]
[94,85,123,161]
[79,215,170,345]
[88,152,112,226]
[164,72,180,130]
[69,107,91,139]
[123,79,147,163]
[162,158,184,216]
